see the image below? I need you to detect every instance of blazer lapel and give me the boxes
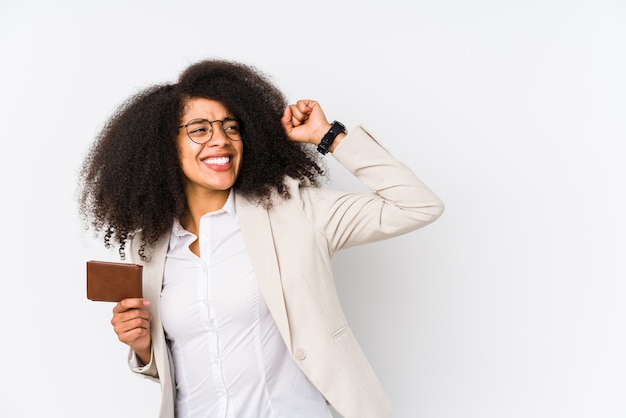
[142,233,169,299]
[130,231,169,300]
[235,193,292,350]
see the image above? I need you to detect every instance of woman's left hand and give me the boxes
[281,100,332,145]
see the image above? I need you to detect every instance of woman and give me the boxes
[78,59,444,418]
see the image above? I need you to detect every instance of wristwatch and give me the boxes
[317,120,347,155]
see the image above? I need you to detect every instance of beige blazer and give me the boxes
[127,126,444,418]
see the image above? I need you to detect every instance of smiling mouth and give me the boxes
[202,156,231,165]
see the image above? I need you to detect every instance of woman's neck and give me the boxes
[182,188,230,234]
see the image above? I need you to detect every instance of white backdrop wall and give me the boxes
[2,1,625,417]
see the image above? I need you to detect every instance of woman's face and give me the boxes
[177,98,243,202]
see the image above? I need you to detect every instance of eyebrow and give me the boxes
[187,116,238,123]
[178,116,239,129]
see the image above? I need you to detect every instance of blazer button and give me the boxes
[295,349,307,360]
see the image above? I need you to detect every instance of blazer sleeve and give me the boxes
[127,347,159,381]
[299,124,444,254]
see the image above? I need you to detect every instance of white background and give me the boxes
[2,0,625,417]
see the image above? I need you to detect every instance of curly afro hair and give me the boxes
[78,59,325,260]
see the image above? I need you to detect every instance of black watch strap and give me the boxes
[317,121,347,155]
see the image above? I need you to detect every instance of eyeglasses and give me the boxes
[178,117,242,144]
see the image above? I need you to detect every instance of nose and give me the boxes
[206,122,229,145]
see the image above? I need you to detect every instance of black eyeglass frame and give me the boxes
[178,117,243,144]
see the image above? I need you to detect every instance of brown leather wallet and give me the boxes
[86,260,143,302]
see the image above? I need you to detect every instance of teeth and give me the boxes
[203,157,230,165]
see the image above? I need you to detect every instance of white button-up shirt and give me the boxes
[159,192,332,418]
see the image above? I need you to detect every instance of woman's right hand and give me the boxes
[111,298,152,365]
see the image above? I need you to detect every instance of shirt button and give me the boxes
[295,349,307,360]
